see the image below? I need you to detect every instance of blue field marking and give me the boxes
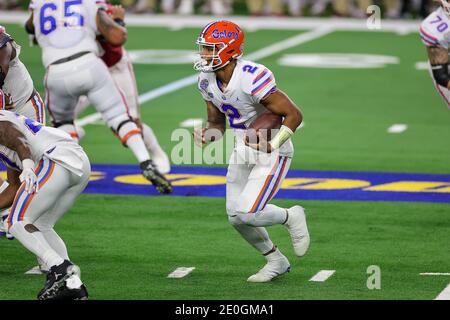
[78,164,450,203]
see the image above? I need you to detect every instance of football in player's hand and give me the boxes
[245,112,282,144]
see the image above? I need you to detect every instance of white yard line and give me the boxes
[0,12,420,33]
[77,26,333,127]
[387,124,408,133]
[180,118,204,128]
[309,270,336,282]
[435,283,450,300]
[420,273,450,276]
[167,267,196,278]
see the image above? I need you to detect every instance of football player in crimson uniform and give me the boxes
[25,0,172,194]
[420,0,450,108]
[194,21,310,282]
[74,1,171,174]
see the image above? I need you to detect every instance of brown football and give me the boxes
[246,112,283,143]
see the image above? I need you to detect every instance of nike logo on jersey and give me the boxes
[46,146,56,154]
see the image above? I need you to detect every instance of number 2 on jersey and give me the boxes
[221,104,246,129]
[14,113,43,135]
[40,0,85,35]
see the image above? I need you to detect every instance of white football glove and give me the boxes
[19,159,38,194]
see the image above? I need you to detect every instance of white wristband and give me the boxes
[269,125,294,150]
[22,159,35,171]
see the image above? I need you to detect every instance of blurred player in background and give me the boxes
[74,1,170,174]
[0,25,46,238]
[420,0,450,108]
[194,21,310,283]
[0,93,90,300]
[25,0,172,193]
[0,26,45,124]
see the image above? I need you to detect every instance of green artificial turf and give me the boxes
[0,22,449,300]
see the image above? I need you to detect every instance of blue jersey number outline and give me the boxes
[40,3,57,35]
[14,113,43,135]
[40,0,85,35]
[430,15,448,33]
[221,104,246,129]
[243,65,258,74]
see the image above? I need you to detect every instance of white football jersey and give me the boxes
[3,41,34,109]
[0,110,86,176]
[29,0,99,67]
[420,7,450,48]
[198,59,293,155]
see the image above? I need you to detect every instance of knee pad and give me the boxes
[228,215,243,226]
[108,114,142,146]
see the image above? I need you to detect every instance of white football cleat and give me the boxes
[284,205,310,257]
[247,250,291,283]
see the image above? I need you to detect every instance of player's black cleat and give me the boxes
[140,159,173,194]
[37,260,80,300]
[50,283,89,301]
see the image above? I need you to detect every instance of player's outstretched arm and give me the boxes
[96,8,127,46]
[427,46,450,89]
[194,101,226,146]
[0,168,21,209]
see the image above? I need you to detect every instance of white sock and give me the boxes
[229,216,274,254]
[42,229,69,261]
[238,204,288,227]
[37,257,49,271]
[266,247,283,261]
[9,221,64,268]
[142,123,164,157]
[126,135,151,163]
[117,122,151,163]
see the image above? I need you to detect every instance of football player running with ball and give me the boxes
[194,21,310,283]
[420,0,450,108]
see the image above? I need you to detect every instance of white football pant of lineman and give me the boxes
[7,154,90,274]
[226,146,309,282]
[73,53,171,174]
[45,53,151,165]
